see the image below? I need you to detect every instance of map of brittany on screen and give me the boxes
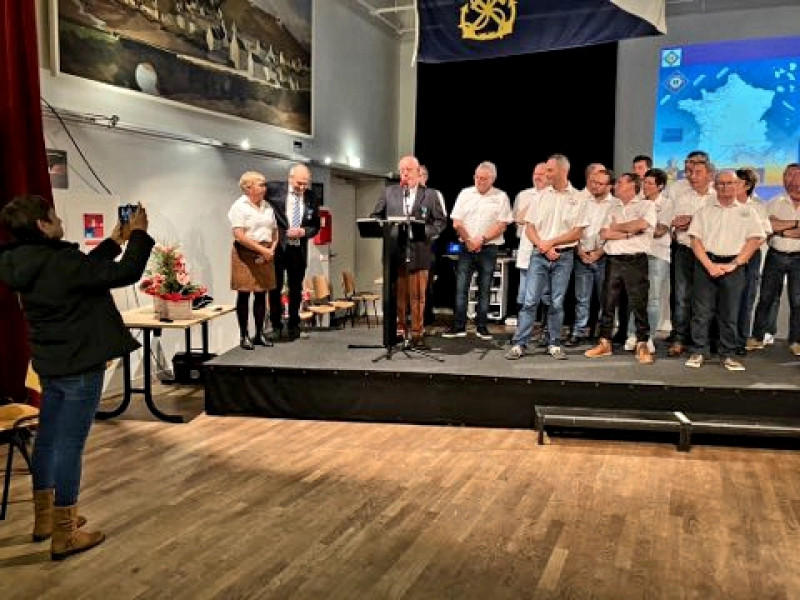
[653,35,800,199]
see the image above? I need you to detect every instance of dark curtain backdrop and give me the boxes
[416,42,618,237]
[415,43,618,314]
[0,1,52,403]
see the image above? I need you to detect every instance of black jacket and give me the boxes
[371,184,446,271]
[0,230,155,377]
[266,181,321,262]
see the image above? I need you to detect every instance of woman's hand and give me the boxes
[110,222,126,245]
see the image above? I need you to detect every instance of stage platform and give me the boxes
[204,327,800,442]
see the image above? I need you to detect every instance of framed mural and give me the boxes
[53,0,312,135]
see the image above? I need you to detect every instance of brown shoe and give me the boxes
[411,335,429,349]
[51,505,104,561]
[585,338,612,358]
[667,342,685,357]
[636,341,654,365]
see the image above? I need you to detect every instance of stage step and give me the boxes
[535,406,691,451]
[535,406,800,451]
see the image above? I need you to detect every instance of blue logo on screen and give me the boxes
[665,71,687,93]
[661,48,682,68]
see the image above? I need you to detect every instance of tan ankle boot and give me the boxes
[51,505,105,560]
[585,338,612,358]
[636,341,655,365]
[33,489,87,542]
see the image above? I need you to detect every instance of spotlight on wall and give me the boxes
[324,156,332,165]
[240,139,251,150]
[348,155,362,169]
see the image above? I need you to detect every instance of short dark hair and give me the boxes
[686,150,710,163]
[632,154,653,168]
[644,168,668,188]
[620,172,642,194]
[735,167,759,195]
[0,194,52,241]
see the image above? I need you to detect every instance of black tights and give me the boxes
[236,291,266,337]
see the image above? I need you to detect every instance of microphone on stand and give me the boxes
[401,184,413,260]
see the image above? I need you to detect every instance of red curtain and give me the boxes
[0,1,52,404]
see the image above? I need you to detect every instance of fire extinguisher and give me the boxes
[314,207,332,245]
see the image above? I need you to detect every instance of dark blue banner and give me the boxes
[417,0,665,63]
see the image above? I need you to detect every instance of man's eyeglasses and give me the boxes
[715,181,740,187]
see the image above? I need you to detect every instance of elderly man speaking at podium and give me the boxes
[371,155,446,348]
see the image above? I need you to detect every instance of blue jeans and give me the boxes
[628,256,668,338]
[454,245,498,329]
[33,368,104,507]
[517,268,551,310]
[753,248,800,343]
[514,251,574,347]
[573,255,606,337]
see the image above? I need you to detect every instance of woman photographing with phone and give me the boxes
[0,195,153,560]
[228,171,278,349]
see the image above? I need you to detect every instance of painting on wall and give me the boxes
[47,148,68,189]
[54,0,312,135]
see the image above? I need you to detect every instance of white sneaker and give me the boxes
[623,334,637,352]
[685,354,704,368]
[723,357,746,372]
[764,333,775,346]
[505,345,525,360]
[548,345,567,360]
[646,338,656,354]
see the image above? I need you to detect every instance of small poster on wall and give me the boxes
[83,213,104,247]
[47,149,68,189]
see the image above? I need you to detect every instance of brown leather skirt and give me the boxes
[230,241,276,292]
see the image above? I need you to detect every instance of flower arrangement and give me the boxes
[139,244,207,301]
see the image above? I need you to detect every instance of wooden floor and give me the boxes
[2,386,800,600]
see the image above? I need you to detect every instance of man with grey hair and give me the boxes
[267,163,320,341]
[444,161,513,340]
[662,157,716,356]
[684,169,765,370]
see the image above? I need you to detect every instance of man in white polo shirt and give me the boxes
[684,170,766,371]
[506,153,587,360]
[566,167,613,346]
[662,158,716,357]
[443,161,513,340]
[750,165,800,356]
[585,172,656,364]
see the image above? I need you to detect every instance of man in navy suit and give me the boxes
[371,155,446,347]
[267,163,320,341]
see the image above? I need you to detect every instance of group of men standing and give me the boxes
[375,151,800,373]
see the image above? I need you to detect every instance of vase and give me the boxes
[153,297,193,320]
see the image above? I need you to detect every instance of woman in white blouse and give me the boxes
[228,171,278,349]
